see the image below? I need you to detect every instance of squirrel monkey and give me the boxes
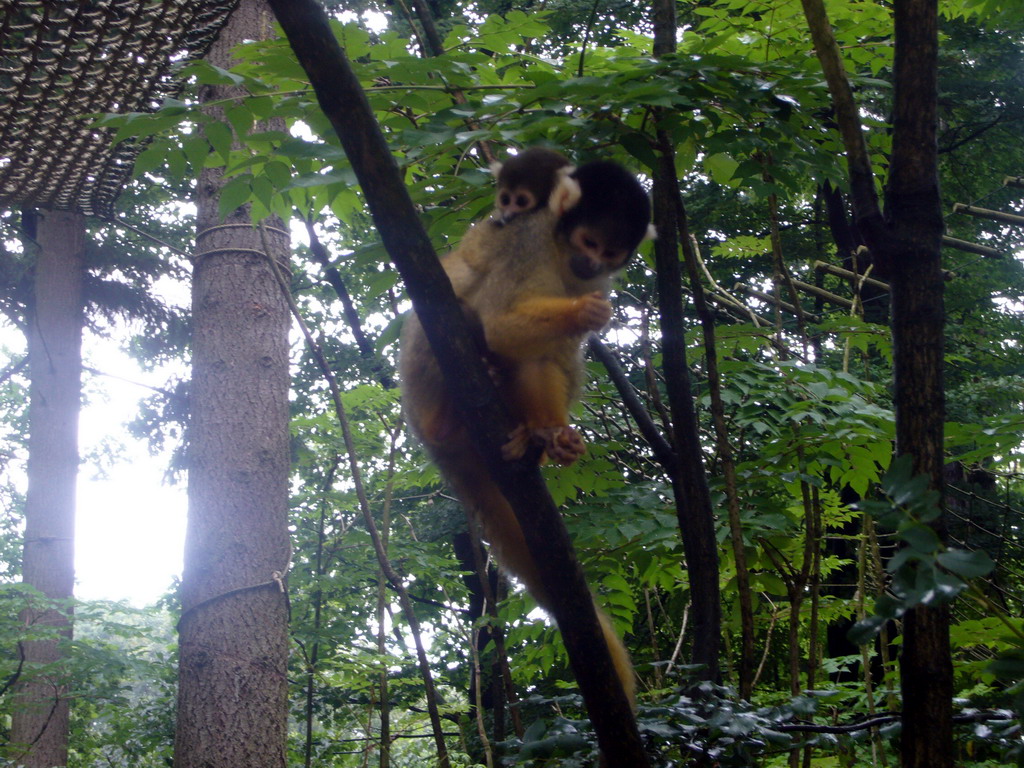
[490,147,579,223]
[400,159,652,704]
[488,160,654,464]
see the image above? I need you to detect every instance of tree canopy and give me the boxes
[2,0,1024,765]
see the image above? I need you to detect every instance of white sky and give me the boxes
[2,321,187,607]
[76,462,185,606]
[63,6,398,607]
[75,333,187,606]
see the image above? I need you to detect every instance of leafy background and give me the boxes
[3,0,1024,765]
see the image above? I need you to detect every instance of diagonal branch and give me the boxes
[303,217,395,389]
[267,2,647,764]
[589,337,676,474]
[798,0,886,244]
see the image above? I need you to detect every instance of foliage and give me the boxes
[0,352,27,580]
[850,456,996,643]
[66,603,178,768]
[3,0,1024,764]
[0,587,177,767]
[482,684,1024,767]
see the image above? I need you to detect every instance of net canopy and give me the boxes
[0,0,238,217]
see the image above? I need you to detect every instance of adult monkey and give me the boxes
[401,160,652,703]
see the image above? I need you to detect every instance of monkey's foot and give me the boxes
[502,425,586,465]
[539,425,586,466]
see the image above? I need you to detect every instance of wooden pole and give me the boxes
[951,203,1024,227]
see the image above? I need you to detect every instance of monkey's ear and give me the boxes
[644,223,657,241]
[549,167,581,215]
[489,161,503,177]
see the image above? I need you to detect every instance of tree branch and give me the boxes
[798,0,886,244]
[588,337,676,474]
[267,2,647,763]
[303,218,395,389]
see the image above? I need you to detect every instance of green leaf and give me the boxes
[180,60,246,86]
[218,176,252,219]
[183,135,211,172]
[602,572,631,593]
[132,143,167,177]
[900,523,940,553]
[206,121,234,161]
[226,104,254,139]
[619,132,659,169]
[988,654,1024,681]
[263,160,292,190]
[703,152,739,185]
[251,175,274,211]
[165,146,187,181]
[290,169,356,189]
[936,549,995,579]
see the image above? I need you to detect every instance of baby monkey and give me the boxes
[447,147,579,289]
[490,147,579,223]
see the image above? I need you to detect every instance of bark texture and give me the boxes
[799,0,950,762]
[650,0,724,685]
[650,154,723,682]
[887,4,950,765]
[174,2,292,766]
[9,209,85,768]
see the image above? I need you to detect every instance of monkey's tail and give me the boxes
[435,447,636,705]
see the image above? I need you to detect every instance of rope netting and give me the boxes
[0,0,238,217]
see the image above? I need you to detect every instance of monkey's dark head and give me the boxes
[558,160,652,280]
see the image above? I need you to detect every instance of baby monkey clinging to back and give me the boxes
[491,146,579,223]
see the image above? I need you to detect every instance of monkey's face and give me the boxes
[497,185,542,222]
[566,224,632,280]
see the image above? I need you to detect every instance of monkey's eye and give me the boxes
[499,192,512,206]
[514,193,532,209]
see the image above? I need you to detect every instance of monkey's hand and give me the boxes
[575,292,613,332]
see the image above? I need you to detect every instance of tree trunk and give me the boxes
[887,1,950,764]
[9,209,85,768]
[174,2,292,767]
[890,236,949,765]
[650,0,723,684]
[799,0,949,761]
